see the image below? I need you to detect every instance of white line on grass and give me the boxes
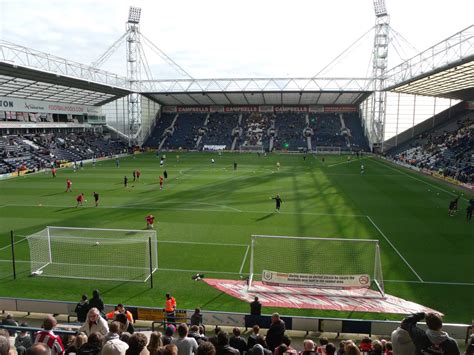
[0,203,366,218]
[0,237,27,251]
[385,279,474,286]
[239,245,250,274]
[328,157,370,168]
[371,158,470,202]
[366,215,424,282]
[156,267,242,275]
[158,240,248,247]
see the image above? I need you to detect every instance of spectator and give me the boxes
[172,324,198,355]
[250,297,261,316]
[390,324,415,355]
[0,335,11,355]
[79,308,109,336]
[325,344,336,355]
[88,290,104,316]
[115,313,134,334]
[66,334,87,355]
[146,332,162,355]
[344,343,360,355]
[120,333,132,345]
[102,322,129,355]
[78,332,103,355]
[229,328,247,355]
[26,343,51,355]
[188,326,205,345]
[266,313,286,352]
[215,332,239,355]
[15,322,33,355]
[247,326,260,349]
[165,294,177,325]
[162,344,178,355]
[401,312,460,355]
[300,340,316,355]
[126,333,149,355]
[254,336,271,355]
[197,342,216,355]
[370,341,383,355]
[358,338,372,353]
[279,335,297,355]
[2,314,18,337]
[34,316,64,355]
[107,305,134,324]
[190,309,203,327]
[248,344,272,355]
[75,295,90,323]
[337,341,345,355]
[163,325,176,346]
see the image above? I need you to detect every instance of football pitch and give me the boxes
[0,152,472,323]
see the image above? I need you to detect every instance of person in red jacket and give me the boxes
[76,193,85,207]
[146,214,155,229]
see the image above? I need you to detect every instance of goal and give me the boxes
[313,146,342,155]
[26,226,158,283]
[248,235,384,297]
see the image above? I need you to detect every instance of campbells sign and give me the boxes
[262,270,371,288]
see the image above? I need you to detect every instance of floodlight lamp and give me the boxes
[373,0,387,17]
[128,6,141,24]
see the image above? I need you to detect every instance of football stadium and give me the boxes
[0,1,473,353]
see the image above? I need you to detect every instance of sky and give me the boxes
[0,0,473,80]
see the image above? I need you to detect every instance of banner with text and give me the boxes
[0,97,101,115]
[262,270,371,288]
[162,105,356,113]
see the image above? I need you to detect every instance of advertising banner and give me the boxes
[0,97,100,115]
[323,105,358,113]
[274,106,309,112]
[224,106,259,112]
[262,270,371,288]
[177,106,210,112]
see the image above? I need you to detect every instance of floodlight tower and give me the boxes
[371,0,390,151]
[126,6,142,145]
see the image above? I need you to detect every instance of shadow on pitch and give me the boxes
[254,213,275,222]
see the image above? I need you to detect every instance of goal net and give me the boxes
[313,146,342,155]
[248,235,384,297]
[26,226,158,282]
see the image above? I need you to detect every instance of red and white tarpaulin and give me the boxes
[204,279,441,315]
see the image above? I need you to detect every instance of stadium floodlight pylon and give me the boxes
[248,235,385,298]
[26,226,157,284]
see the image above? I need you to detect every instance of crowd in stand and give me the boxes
[240,113,270,149]
[0,132,128,175]
[1,301,471,355]
[392,117,473,183]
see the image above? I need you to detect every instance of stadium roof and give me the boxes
[0,41,131,106]
[140,78,373,106]
[384,25,474,101]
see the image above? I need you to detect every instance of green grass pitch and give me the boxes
[0,152,472,323]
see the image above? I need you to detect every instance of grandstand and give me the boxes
[0,4,473,353]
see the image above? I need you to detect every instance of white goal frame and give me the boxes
[313,146,342,155]
[248,234,384,297]
[26,226,158,283]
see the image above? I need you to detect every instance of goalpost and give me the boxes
[313,146,342,155]
[248,235,384,297]
[26,226,158,283]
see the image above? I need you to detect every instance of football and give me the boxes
[95,241,100,246]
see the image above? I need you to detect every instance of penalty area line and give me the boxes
[0,236,27,251]
[385,279,474,286]
[366,215,424,282]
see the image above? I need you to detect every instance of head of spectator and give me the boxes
[216,332,230,347]
[87,332,104,348]
[0,335,10,355]
[326,343,336,355]
[255,336,268,349]
[276,344,288,355]
[252,325,259,335]
[231,328,241,338]
[384,342,392,353]
[177,324,188,338]
[197,342,215,355]
[126,333,148,355]
[42,316,57,331]
[359,337,372,352]
[162,344,178,355]
[271,313,280,325]
[120,333,132,344]
[147,332,163,352]
[345,343,360,355]
[214,326,221,336]
[75,333,88,350]
[303,339,315,352]
[115,313,132,334]
[372,340,383,354]
[425,313,443,331]
[198,326,205,336]
[165,325,175,337]
[26,343,51,355]
[109,321,122,335]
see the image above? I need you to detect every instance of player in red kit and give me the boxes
[76,193,85,207]
[146,214,155,229]
[159,176,164,190]
[66,179,72,192]
[136,170,141,181]
[51,167,57,178]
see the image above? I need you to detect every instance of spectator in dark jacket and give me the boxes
[75,295,90,323]
[229,328,247,355]
[216,331,239,355]
[265,313,285,352]
[89,290,104,315]
[401,312,460,355]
